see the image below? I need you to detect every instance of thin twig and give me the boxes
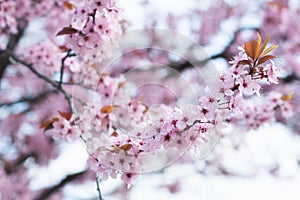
[58,49,76,88]
[6,51,74,112]
[168,26,259,72]
[0,90,55,107]
[34,171,86,200]
[58,81,96,91]
[0,22,27,84]
[7,51,59,87]
[96,177,103,200]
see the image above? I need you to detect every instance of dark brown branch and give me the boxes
[5,51,74,112]
[281,73,300,83]
[4,153,36,174]
[0,90,56,107]
[58,50,76,88]
[34,171,86,200]
[0,25,27,85]
[96,177,103,200]
[169,27,259,72]
[58,81,96,90]
[6,51,59,87]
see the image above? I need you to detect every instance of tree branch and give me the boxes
[58,49,76,88]
[96,177,103,200]
[0,90,56,107]
[0,25,27,85]
[169,27,259,72]
[34,171,86,200]
[5,51,74,112]
[281,73,300,83]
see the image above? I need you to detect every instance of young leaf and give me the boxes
[59,45,70,52]
[101,105,114,114]
[257,55,276,65]
[239,60,252,66]
[257,32,262,46]
[259,35,271,55]
[281,94,293,101]
[58,111,72,121]
[56,27,78,36]
[262,45,279,56]
[120,144,133,151]
[39,117,59,131]
[245,40,259,60]
[63,2,75,10]
[111,131,118,137]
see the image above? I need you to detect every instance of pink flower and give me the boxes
[217,74,235,97]
[115,150,135,172]
[265,61,280,84]
[199,95,218,110]
[53,118,71,135]
[238,75,261,96]
[229,46,247,68]
[120,173,139,186]
[229,95,244,111]
[281,102,293,119]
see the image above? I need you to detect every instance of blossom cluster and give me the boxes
[1,0,300,199]
[0,169,33,200]
[19,40,63,76]
[60,0,123,62]
[228,92,293,130]
[0,0,71,36]
[41,33,291,185]
[0,0,17,34]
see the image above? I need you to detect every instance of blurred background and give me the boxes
[1,0,300,199]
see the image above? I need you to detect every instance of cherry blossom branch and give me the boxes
[59,81,96,90]
[0,151,37,175]
[0,90,56,107]
[96,177,103,200]
[58,50,76,88]
[5,51,74,113]
[34,170,86,200]
[0,24,27,84]
[282,73,300,83]
[169,27,259,72]
[6,51,59,87]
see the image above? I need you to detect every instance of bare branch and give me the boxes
[0,24,27,84]
[96,177,103,200]
[169,27,259,72]
[58,49,76,88]
[282,73,300,83]
[34,171,86,200]
[0,90,56,107]
[5,51,74,112]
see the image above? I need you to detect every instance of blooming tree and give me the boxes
[0,0,298,199]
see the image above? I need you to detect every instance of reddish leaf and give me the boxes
[39,117,59,131]
[256,32,262,46]
[98,73,110,84]
[56,27,78,36]
[58,111,72,120]
[111,131,118,137]
[63,2,75,10]
[245,40,258,60]
[257,55,276,65]
[239,60,252,66]
[100,105,114,114]
[118,81,127,88]
[281,94,292,101]
[120,144,132,151]
[59,45,69,52]
[259,34,271,55]
[262,45,279,56]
